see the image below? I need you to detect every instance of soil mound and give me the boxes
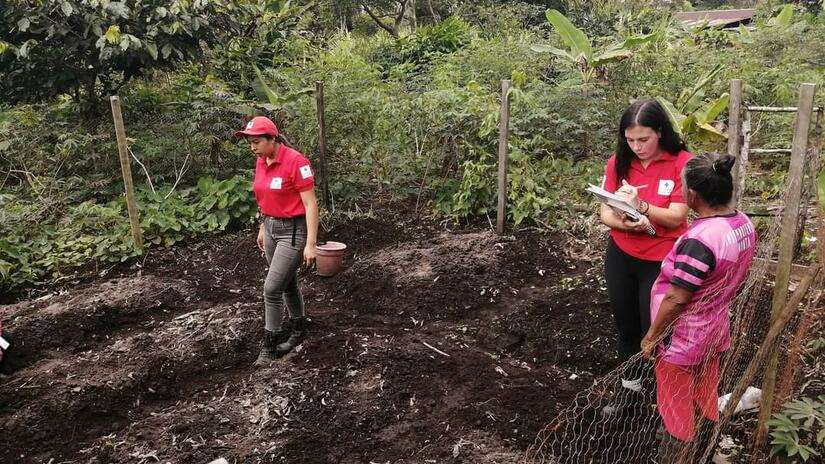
[0,214,618,463]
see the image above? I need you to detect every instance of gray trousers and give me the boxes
[262,216,307,331]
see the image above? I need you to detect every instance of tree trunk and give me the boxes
[408,0,417,29]
[427,0,439,22]
[362,3,399,38]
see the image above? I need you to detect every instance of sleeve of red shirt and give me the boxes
[292,154,315,192]
[669,150,693,204]
[603,155,618,193]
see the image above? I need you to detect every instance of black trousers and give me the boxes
[604,237,663,363]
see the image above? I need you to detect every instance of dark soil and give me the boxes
[0,211,619,463]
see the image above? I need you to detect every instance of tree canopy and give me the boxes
[0,0,229,111]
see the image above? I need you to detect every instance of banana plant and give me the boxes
[656,64,730,141]
[531,9,655,84]
[768,4,795,27]
[252,64,313,112]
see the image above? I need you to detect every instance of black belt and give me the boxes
[265,215,306,247]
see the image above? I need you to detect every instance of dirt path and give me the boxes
[1,214,618,463]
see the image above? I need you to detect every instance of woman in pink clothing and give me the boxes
[641,152,757,463]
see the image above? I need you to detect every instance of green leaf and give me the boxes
[145,42,158,60]
[611,32,656,50]
[655,97,686,137]
[104,25,121,44]
[253,64,281,107]
[677,63,724,112]
[17,18,30,32]
[544,9,592,62]
[0,259,11,279]
[593,49,633,66]
[697,122,726,138]
[775,5,794,27]
[530,44,574,60]
[106,2,130,19]
[60,2,74,16]
[697,93,729,123]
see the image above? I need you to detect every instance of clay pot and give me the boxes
[315,241,347,277]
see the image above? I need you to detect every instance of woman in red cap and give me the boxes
[236,116,319,365]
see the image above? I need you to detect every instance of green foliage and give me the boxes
[371,16,473,79]
[0,0,229,112]
[531,9,654,83]
[398,16,472,66]
[0,175,256,293]
[430,33,551,91]
[655,64,730,144]
[209,0,315,90]
[4,1,825,294]
[768,396,825,462]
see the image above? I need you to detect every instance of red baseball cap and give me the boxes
[235,116,279,137]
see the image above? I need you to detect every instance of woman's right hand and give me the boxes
[616,180,642,210]
[257,225,265,251]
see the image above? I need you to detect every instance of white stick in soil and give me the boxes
[421,340,451,357]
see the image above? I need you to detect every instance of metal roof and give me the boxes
[675,9,755,28]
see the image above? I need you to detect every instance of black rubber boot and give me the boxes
[276,317,308,356]
[254,329,288,366]
[656,425,689,464]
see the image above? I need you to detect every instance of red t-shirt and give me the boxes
[252,144,315,218]
[603,150,692,261]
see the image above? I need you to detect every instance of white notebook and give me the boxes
[586,184,655,235]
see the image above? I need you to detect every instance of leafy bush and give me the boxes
[0,176,256,294]
[768,396,825,462]
[370,16,473,80]
[4,1,825,294]
[0,0,228,114]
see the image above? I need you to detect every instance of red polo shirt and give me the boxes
[603,150,692,261]
[252,144,315,218]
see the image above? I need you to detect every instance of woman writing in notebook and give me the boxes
[599,99,692,403]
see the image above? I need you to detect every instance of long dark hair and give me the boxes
[684,152,736,207]
[615,99,687,183]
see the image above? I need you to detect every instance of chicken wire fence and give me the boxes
[525,175,823,464]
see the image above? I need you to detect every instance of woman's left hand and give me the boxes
[640,333,657,360]
[303,243,317,268]
[621,213,652,233]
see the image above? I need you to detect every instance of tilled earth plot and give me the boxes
[1,215,618,463]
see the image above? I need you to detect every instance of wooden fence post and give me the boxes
[110,96,143,251]
[496,79,511,235]
[315,81,332,210]
[728,79,744,205]
[754,83,818,446]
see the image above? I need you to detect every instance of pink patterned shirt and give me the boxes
[650,211,757,366]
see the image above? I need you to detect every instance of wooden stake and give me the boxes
[774,110,825,415]
[755,83,818,446]
[746,106,823,113]
[315,81,331,211]
[496,79,511,235]
[110,96,143,251]
[738,110,751,209]
[728,79,744,205]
